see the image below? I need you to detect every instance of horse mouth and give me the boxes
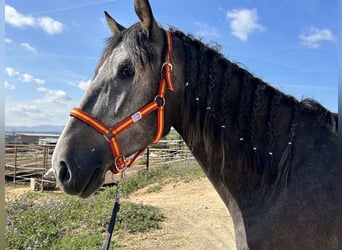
[79,167,105,198]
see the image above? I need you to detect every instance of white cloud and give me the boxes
[6,67,18,77]
[34,79,46,85]
[195,21,219,38]
[5,4,64,35]
[20,73,35,83]
[9,104,42,116]
[20,73,45,85]
[299,27,336,48]
[5,5,36,27]
[36,87,73,105]
[37,87,48,92]
[6,98,75,126]
[20,42,37,54]
[5,38,13,44]
[6,67,45,85]
[69,79,91,91]
[37,16,64,35]
[226,8,265,41]
[5,81,16,90]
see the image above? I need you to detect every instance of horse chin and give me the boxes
[78,167,105,198]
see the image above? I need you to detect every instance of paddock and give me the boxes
[5,139,196,190]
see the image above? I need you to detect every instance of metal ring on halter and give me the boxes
[114,155,127,172]
[161,62,173,78]
[154,95,166,107]
[104,132,115,142]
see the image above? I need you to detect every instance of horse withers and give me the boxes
[52,0,338,249]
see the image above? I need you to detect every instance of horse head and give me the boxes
[52,0,183,197]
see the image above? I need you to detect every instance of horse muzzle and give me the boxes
[52,144,108,198]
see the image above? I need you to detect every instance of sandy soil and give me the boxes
[5,178,236,250]
[120,178,236,250]
[5,184,32,201]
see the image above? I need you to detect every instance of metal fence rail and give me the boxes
[5,140,196,190]
[5,144,55,190]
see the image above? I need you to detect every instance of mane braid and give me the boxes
[182,35,192,126]
[175,29,202,148]
[275,101,302,189]
[196,46,211,132]
[218,62,233,132]
[250,82,266,180]
[204,53,220,132]
[205,53,218,118]
[172,28,336,193]
[263,92,283,183]
[183,36,192,86]
[238,75,249,139]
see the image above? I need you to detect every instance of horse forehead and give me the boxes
[96,43,130,80]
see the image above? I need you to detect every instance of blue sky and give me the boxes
[4,0,338,126]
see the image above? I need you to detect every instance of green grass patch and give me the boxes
[6,190,164,249]
[5,163,204,249]
[121,162,204,197]
[146,183,163,193]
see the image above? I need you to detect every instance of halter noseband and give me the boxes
[70,30,174,174]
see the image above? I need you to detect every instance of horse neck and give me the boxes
[171,30,336,196]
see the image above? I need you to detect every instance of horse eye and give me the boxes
[118,61,135,79]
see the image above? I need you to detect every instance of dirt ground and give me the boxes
[5,184,32,201]
[5,178,236,250]
[121,178,236,250]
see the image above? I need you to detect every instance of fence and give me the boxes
[5,140,195,190]
[145,140,194,168]
[5,144,55,190]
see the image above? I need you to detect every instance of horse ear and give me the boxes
[104,11,125,35]
[134,0,160,38]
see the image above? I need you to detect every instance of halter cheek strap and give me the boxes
[70,30,174,174]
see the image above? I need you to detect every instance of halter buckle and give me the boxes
[114,155,127,172]
[161,62,173,79]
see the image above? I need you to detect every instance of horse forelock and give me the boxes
[94,23,156,79]
[172,29,337,192]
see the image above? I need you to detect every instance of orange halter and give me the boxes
[70,30,174,174]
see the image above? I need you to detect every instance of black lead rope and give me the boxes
[102,181,121,250]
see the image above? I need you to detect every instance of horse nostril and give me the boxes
[58,161,71,184]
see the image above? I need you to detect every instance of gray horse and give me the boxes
[52,0,338,249]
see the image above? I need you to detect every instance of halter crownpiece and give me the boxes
[70,30,174,174]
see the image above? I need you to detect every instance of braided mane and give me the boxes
[95,26,337,191]
[172,29,338,191]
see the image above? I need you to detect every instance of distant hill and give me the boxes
[5,125,64,133]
